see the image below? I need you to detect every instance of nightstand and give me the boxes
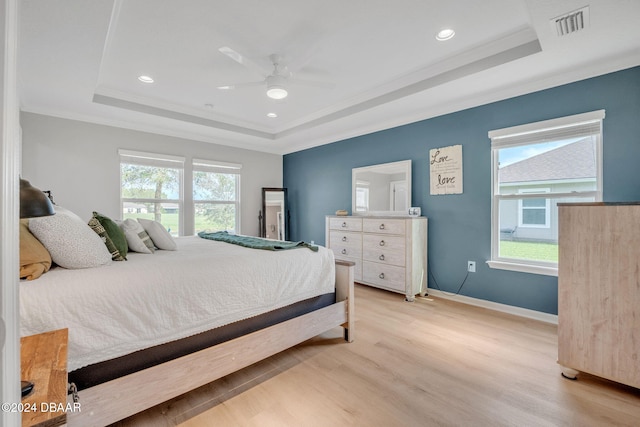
[20,329,68,427]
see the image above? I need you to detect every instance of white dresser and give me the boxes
[325,216,427,301]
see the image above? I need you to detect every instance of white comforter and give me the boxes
[20,236,335,371]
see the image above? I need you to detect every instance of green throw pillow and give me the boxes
[92,211,128,259]
[88,217,126,261]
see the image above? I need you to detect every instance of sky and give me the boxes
[498,137,586,167]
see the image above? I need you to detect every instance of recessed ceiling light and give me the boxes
[138,75,154,83]
[267,112,278,118]
[436,29,455,41]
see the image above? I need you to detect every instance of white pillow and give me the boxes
[119,218,155,254]
[28,206,112,269]
[137,218,177,250]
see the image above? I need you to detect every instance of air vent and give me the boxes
[551,6,590,36]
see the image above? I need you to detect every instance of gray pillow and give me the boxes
[28,206,112,269]
[137,218,177,250]
[119,218,155,254]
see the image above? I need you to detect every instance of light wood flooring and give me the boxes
[111,284,640,426]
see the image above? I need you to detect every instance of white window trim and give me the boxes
[488,110,605,276]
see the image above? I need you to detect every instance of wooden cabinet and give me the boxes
[326,216,427,301]
[558,203,640,388]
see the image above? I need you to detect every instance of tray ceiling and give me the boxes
[18,0,640,154]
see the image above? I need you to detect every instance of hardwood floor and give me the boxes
[112,285,640,426]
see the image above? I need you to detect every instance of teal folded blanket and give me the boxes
[198,231,318,252]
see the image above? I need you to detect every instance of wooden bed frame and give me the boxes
[67,260,355,426]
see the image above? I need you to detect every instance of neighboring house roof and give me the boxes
[123,202,147,209]
[123,202,179,209]
[499,137,596,184]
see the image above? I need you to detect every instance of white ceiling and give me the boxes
[18,0,640,155]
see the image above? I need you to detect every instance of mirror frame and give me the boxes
[261,187,288,240]
[352,160,412,216]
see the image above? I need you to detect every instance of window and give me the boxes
[518,189,550,228]
[355,180,370,212]
[488,110,604,276]
[120,150,184,236]
[192,159,241,233]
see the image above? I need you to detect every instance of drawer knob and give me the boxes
[342,236,347,242]
[342,222,347,228]
[379,254,385,261]
[379,224,385,230]
[379,240,385,246]
[379,272,385,279]
[341,249,347,255]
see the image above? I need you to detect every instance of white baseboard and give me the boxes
[425,288,558,325]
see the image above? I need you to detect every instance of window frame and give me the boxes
[119,149,185,235]
[192,158,242,234]
[488,110,605,276]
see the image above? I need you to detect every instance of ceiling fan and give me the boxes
[216,46,331,100]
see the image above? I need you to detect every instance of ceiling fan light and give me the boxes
[436,28,455,41]
[266,86,288,100]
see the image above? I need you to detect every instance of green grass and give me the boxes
[500,240,558,262]
[124,212,179,235]
[123,212,231,235]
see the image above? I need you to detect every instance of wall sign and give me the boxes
[430,144,463,195]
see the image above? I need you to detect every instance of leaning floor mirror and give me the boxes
[261,187,288,240]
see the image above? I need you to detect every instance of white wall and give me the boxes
[20,112,282,237]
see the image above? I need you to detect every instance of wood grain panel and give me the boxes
[362,234,405,266]
[21,329,68,427]
[558,203,640,388]
[362,218,405,234]
[362,261,405,292]
[328,217,362,232]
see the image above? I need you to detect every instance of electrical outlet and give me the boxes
[467,261,476,273]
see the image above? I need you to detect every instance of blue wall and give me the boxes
[284,66,640,315]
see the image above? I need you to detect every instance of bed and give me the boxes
[20,234,355,426]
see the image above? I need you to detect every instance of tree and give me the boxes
[121,164,179,223]
[193,171,237,231]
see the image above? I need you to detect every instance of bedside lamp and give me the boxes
[20,178,55,219]
[19,178,55,398]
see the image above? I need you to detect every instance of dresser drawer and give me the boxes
[363,218,405,235]
[329,217,363,232]
[330,243,362,260]
[329,231,362,249]
[362,234,405,267]
[362,261,405,292]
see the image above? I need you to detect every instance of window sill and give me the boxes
[487,260,558,277]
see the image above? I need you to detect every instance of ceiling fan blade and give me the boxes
[289,77,334,89]
[218,46,270,78]
[285,48,317,74]
[216,81,264,90]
